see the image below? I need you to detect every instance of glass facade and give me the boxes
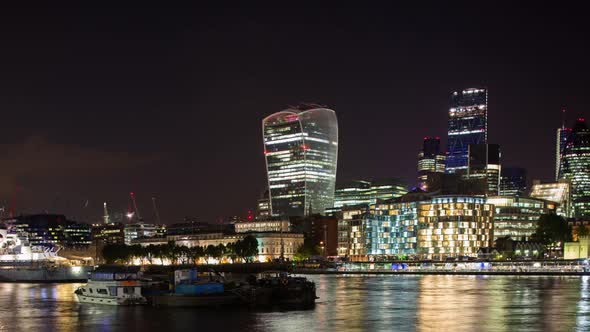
[467,144,501,196]
[332,178,408,210]
[366,202,419,256]
[500,167,527,196]
[446,88,488,173]
[556,126,572,180]
[263,106,338,217]
[487,196,556,242]
[560,118,590,217]
[417,196,493,259]
[529,180,572,218]
[418,137,446,190]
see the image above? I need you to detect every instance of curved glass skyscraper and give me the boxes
[560,118,590,216]
[262,106,338,217]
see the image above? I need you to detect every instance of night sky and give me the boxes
[0,4,588,224]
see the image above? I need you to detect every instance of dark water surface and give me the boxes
[1,275,589,331]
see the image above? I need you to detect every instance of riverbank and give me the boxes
[294,269,590,276]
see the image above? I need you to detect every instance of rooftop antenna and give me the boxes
[562,108,567,129]
[152,197,162,225]
[130,192,142,222]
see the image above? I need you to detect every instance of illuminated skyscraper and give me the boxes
[556,109,572,180]
[262,105,338,217]
[418,136,446,190]
[446,88,488,173]
[560,118,590,216]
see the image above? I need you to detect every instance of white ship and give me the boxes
[75,266,146,305]
[0,228,93,282]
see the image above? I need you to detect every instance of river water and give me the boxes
[1,275,589,331]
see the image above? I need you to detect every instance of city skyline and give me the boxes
[0,4,588,223]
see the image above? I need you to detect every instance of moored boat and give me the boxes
[75,265,147,306]
[250,271,317,308]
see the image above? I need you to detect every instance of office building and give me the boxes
[333,180,372,208]
[234,217,291,233]
[418,136,446,190]
[124,223,158,245]
[467,144,501,196]
[556,111,572,180]
[256,190,271,219]
[487,196,557,242]
[332,178,408,211]
[500,167,527,196]
[91,223,125,246]
[560,118,590,217]
[3,214,91,248]
[262,105,338,217]
[417,196,494,259]
[336,205,369,257]
[367,200,421,257]
[446,88,488,173]
[530,180,572,218]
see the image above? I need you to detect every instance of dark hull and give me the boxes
[148,293,243,307]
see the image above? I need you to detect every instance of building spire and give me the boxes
[562,108,567,129]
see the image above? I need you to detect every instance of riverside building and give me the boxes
[356,194,493,260]
[262,105,338,217]
[487,196,557,242]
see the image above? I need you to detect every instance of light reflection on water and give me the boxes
[0,275,589,331]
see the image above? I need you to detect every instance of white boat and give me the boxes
[75,266,147,306]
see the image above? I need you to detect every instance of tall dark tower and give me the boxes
[446,88,488,174]
[417,137,446,190]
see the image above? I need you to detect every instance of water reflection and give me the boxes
[0,276,589,331]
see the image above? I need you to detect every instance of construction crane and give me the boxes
[130,192,142,222]
[152,197,162,225]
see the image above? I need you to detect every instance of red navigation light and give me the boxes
[264,150,268,155]
[579,117,586,122]
[435,136,440,140]
[301,144,310,150]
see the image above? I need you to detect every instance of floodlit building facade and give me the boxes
[418,136,446,190]
[487,196,556,242]
[262,105,338,217]
[124,223,157,245]
[446,88,488,174]
[530,180,572,218]
[367,201,420,257]
[417,196,494,259]
[234,218,291,233]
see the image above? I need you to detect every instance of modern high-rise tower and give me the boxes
[468,143,501,196]
[262,105,338,217]
[417,136,446,190]
[446,88,488,173]
[556,109,572,180]
[560,118,590,216]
